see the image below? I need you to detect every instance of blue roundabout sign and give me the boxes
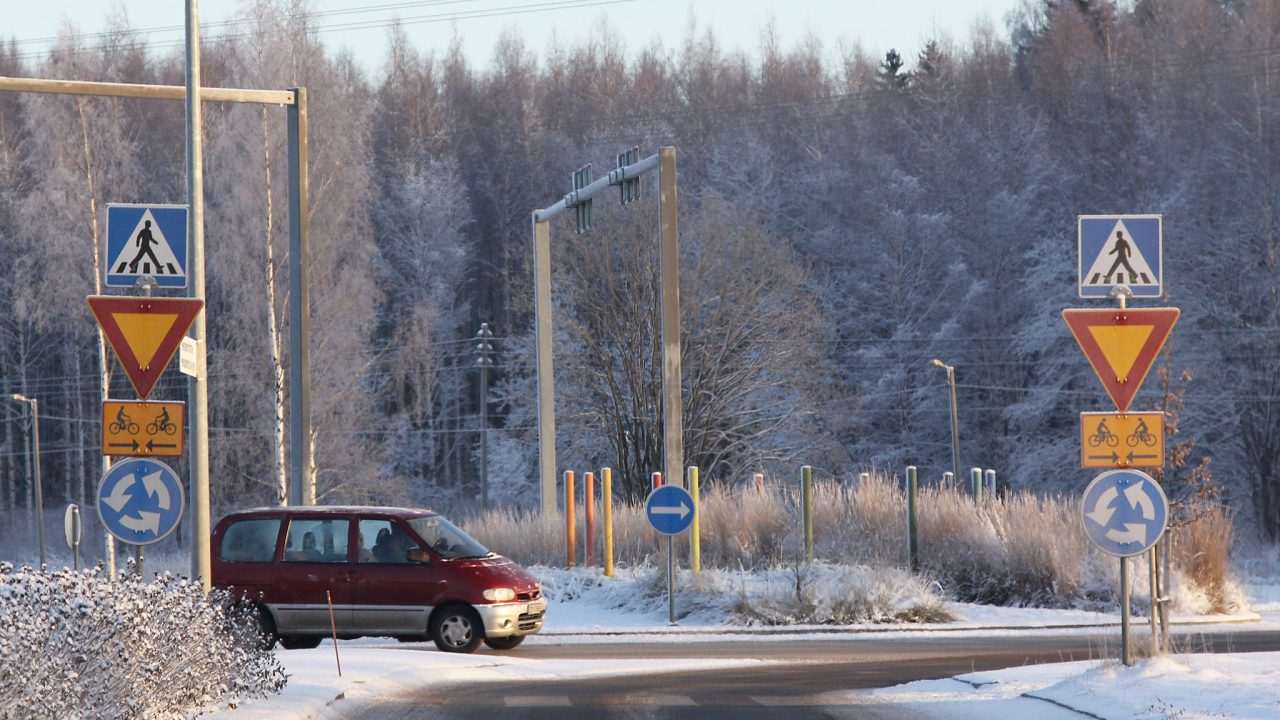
[97,458,185,546]
[1081,469,1168,557]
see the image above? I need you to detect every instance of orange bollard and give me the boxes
[584,471,596,567]
[565,470,576,567]
[652,471,663,490]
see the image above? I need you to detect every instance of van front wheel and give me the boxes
[483,635,525,650]
[431,606,483,653]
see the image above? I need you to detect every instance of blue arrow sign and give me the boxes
[1081,469,1168,557]
[97,458,185,546]
[1078,215,1162,298]
[645,484,695,536]
[105,204,189,288]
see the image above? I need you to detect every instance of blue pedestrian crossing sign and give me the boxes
[105,204,189,288]
[1078,215,1162,298]
[96,458,185,546]
[645,485,695,536]
[1081,469,1168,557]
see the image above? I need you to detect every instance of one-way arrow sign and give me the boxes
[645,485,695,536]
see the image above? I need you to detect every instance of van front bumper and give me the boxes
[475,599,546,637]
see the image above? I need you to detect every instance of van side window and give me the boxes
[219,518,281,563]
[360,519,418,564]
[284,518,350,563]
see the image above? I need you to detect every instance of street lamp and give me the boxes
[10,393,46,568]
[475,323,495,513]
[929,359,961,490]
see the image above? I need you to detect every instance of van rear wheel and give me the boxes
[279,635,323,650]
[431,606,483,653]
[483,635,525,650]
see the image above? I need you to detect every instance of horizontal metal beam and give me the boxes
[0,76,295,105]
[535,152,659,223]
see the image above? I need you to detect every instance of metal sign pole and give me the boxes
[667,535,676,625]
[1120,556,1131,666]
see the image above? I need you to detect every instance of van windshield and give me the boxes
[406,515,490,560]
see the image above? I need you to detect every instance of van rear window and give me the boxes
[219,519,280,563]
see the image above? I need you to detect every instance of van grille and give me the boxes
[517,610,544,632]
[516,589,541,601]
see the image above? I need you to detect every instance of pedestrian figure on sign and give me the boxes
[128,220,162,273]
[1102,230,1139,284]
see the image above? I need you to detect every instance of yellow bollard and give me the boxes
[688,465,701,573]
[603,467,614,577]
[565,470,575,568]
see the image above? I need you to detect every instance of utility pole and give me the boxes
[475,323,494,512]
[930,359,962,491]
[10,394,45,568]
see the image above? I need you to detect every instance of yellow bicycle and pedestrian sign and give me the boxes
[102,401,185,457]
[1079,412,1164,469]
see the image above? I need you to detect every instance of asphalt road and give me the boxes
[348,628,1280,719]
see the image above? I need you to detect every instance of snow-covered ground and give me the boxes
[207,575,1280,719]
[855,653,1280,719]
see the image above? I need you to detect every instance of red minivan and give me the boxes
[211,506,545,653]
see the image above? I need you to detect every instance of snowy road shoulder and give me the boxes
[852,652,1280,720]
[211,646,781,719]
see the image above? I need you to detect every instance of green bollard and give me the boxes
[802,465,813,563]
[906,465,919,573]
[971,467,983,503]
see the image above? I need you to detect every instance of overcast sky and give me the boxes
[3,0,1028,72]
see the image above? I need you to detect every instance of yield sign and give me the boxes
[88,296,203,399]
[1063,308,1179,412]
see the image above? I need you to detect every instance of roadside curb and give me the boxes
[537,613,1262,637]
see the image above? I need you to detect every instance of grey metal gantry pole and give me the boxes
[531,149,678,511]
[11,394,45,568]
[185,0,212,590]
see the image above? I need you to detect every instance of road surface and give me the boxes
[347,627,1280,719]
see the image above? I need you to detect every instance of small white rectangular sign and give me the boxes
[179,336,200,378]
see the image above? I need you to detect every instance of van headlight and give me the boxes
[483,587,516,602]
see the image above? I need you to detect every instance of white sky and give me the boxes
[2,0,1027,73]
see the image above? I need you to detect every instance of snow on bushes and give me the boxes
[535,563,953,626]
[0,563,284,719]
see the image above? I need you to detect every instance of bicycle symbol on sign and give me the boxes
[109,407,139,435]
[1126,418,1157,447]
[146,407,177,436]
[1087,418,1119,448]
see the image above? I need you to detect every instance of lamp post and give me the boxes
[930,359,961,491]
[475,323,495,512]
[11,393,46,567]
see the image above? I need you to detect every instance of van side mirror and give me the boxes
[406,548,431,565]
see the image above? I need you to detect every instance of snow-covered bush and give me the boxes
[0,563,284,719]
[533,563,953,626]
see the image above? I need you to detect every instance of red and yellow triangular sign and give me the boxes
[1062,307,1179,412]
[87,296,204,400]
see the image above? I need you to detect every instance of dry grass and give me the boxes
[1171,504,1237,613]
[459,472,1237,612]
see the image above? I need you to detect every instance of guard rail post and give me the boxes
[906,465,919,573]
[802,465,814,563]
